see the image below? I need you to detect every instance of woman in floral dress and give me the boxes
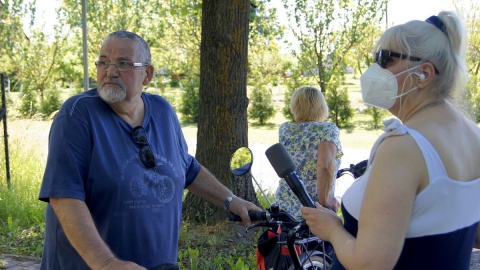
[274,86,343,217]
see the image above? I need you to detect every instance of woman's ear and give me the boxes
[416,62,436,88]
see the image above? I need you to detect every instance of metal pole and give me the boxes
[82,0,89,92]
[1,73,11,188]
[385,0,389,29]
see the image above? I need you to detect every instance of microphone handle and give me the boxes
[284,172,315,208]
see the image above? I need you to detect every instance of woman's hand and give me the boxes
[301,202,343,241]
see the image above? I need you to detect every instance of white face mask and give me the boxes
[360,63,421,109]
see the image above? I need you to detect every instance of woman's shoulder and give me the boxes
[307,121,339,132]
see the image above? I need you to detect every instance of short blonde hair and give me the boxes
[290,86,329,122]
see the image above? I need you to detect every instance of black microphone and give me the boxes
[265,143,315,208]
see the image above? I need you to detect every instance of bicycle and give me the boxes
[229,145,333,270]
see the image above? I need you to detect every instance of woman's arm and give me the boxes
[303,135,424,269]
[316,141,337,210]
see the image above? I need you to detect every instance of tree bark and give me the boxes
[182,0,259,224]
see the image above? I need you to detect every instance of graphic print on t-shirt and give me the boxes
[121,152,178,208]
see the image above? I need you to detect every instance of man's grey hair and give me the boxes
[103,30,151,64]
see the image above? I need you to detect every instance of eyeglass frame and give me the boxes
[131,126,156,169]
[95,60,149,72]
[374,49,439,74]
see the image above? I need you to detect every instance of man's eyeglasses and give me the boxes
[132,126,156,169]
[374,49,439,74]
[95,60,149,72]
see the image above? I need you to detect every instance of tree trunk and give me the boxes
[182,0,259,224]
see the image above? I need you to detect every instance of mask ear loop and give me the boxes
[395,71,419,120]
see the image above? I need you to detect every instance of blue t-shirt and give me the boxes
[39,89,201,269]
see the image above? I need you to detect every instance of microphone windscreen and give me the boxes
[265,143,296,177]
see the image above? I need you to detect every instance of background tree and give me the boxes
[1,1,67,118]
[281,0,387,126]
[282,0,387,93]
[182,0,258,224]
[345,23,387,128]
[281,63,310,121]
[461,0,480,121]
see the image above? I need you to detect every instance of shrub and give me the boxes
[248,84,275,125]
[180,76,200,123]
[364,106,388,129]
[40,88,62,117]
[326,86,353,128]
[18,92,38,118]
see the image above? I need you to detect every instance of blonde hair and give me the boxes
[374,11,468,103]
[290,86,329,122]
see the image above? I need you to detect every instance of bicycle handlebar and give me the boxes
[227,210,299,224]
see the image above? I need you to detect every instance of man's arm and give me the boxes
[50,198,145,270]
[186,166,262,226]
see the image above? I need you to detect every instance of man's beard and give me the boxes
[98,78,127,104]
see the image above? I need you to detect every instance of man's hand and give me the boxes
[100,257,146,270]
[227,197,263,226]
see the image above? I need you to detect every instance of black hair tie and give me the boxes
[426,16,447,35]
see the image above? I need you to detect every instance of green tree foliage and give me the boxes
[282,0,387,93]
[325,73,353,127]
[248,2,285,85]
[1,1,69,118]
[281,0,386,126]
[40,88,62,118]
[364,106,388,129]
[18,89,37,118]
[281,65,310,121]
[180,76,200,123]
[345,23,383,77]
[0,0,34,75]
[466,76,480,122]
[461,0,480,122]
[248,82,275,125]
[59,0,165,86]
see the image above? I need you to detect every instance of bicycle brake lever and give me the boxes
[246,222,267,232]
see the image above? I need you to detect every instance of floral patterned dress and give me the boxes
[274,121,343,218]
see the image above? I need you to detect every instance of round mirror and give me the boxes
[230,146,253,176]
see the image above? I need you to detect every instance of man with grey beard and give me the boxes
[38,30,260,270]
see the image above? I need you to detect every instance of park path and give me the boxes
[0,254,40,269]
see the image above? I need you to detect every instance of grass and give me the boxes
[0,77,387,268]
[0,120,48,257]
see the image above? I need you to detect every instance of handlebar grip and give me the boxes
[227,211,266,222]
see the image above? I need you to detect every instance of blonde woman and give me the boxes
[274,86,343,217]
[302,12,480,269]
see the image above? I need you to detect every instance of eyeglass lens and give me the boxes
[132,126,156,169]
[375,50,390,68]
